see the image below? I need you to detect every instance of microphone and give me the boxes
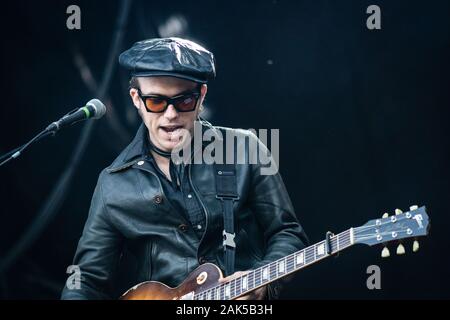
[46,99,107,132]
[0,99,107,167]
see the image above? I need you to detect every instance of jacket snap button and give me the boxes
[178,224,188,232]
[199,257,207,264]
[153,195,163,204]
[137,160,145,166]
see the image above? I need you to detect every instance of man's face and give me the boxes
[130,76,207,152]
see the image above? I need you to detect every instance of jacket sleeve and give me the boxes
[247,132,309,299]
[61,172,124,300]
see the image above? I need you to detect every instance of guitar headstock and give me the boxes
[353,205,430,257]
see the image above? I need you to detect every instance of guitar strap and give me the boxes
[214,162,239,276]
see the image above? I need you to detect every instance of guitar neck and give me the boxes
[194,228,355,300]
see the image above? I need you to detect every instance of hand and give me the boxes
[220,271,267,300]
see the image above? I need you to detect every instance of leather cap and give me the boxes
[119,37,216,83]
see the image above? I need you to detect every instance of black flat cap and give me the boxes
[119,37,216,83]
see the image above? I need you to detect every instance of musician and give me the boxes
[61,37,308,300]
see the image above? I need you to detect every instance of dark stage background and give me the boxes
[0,0,449,299]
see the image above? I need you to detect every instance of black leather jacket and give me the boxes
[61,122,308,299]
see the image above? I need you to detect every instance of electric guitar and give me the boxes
[120,205,430,300]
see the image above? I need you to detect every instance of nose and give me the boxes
[163,104,178,120]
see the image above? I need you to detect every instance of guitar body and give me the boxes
[120,263,224,300]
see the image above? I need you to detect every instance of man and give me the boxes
[61,38,308,300]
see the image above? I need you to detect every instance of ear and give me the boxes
[196,84,208,117]
[198,84,208,106]
[129,88,141,110]
[200,84,208,100]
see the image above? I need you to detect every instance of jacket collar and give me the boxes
[108,119,222,173]
[123,122,149,163]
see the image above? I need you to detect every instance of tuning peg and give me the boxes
[382,213,389,219]
[395,208,403,215]
[413,240,420,252]
[396,243,405,255]
[410,205,418,211]
[381,246,390,258]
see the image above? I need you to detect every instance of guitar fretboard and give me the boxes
[194,228,354,300]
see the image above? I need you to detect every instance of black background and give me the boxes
[0,0,449,299]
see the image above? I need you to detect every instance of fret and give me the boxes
[262,266,269,282]
[242,274,248,290]
[229,279,234,299]
[225,283,231,299]
[216,286,220,300]
[286,254,295,273]
[278,259,286,274]
[305,246,315,264]
[316,241,325,256]
[220,284,224,300]
[255,268,261,287]
[314,244,317,261]
[339,233,346,249]
[237,278,241,298]
[340,230,350,248]
[248,271,254,290]
[295,251,305,267]
[236,277,241,297]
[269,263,276,281]
[209,288,214,300]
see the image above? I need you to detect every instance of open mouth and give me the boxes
[160,125,183,134]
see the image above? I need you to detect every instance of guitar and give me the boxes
[120,205,430,300]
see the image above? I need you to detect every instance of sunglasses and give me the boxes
[136,87,201,113]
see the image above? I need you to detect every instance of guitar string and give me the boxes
[195,210,423,299]
[194,210,422,298]
[194,226,414,299]
[194,231,351,299]
[195,227,382,299]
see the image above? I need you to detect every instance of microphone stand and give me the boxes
[0,129,56,168]
[0,106,86,167]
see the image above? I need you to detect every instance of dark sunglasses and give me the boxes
[136,87,201,113]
